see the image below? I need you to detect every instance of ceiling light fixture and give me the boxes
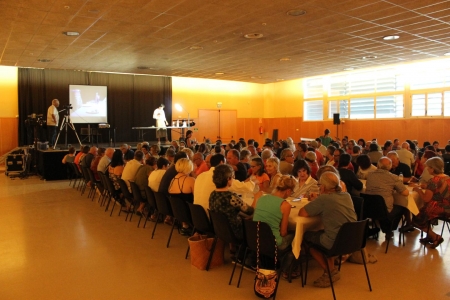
[343,67,355,71]
[189,46,203,50]
[215,72,224,75]
[444,52,450,56]
[287,9,306,16]
[244,33,264,39]
[276,79,284,81]
[137,66,155,70]
[64,31,80,36]
[362,55,377,60]
[383,35,400,40]
[279,57,291,61]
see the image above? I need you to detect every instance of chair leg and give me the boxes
[166,220,176,248]
[205,237,218,271]
[324,253,336,300]
[360,249,372,292]
[230,245,244,286]
[151,213,160,239]
[236,246,247,288]
[304,250,309,286]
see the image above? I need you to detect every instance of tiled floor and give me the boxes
[0,171,449,300]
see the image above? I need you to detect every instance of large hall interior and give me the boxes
[1,0,450,299]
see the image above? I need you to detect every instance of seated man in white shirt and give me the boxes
[194,154,255,212]
[396,142,415,172]
[148,157,170,192]
[121,150,144,192]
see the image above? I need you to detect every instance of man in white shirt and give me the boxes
[316,138,327,156]
[396,142,415,171]
[194,154,255,212]
[148,157,170,192]
[153,104,168,144]
[121,150,144,192]
[47,99,60,147]
[97,148,114,174]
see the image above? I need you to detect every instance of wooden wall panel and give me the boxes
[0,118,19,156]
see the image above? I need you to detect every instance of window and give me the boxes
[445,92,450,116]
[410,69,450,90]
[304,78,324,99]
[350,97,374,119]
[304,100,323,120]
[329,100,349,119]
[412,93,444,116]
[376,95,403,118]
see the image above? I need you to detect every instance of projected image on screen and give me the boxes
[69,85,108,124]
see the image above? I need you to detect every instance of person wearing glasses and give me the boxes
[246,157,270,193]
[279,148,294,175]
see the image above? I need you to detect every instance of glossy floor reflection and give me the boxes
[0,172,449,300]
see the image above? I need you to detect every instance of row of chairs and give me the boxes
[67,164,371,300]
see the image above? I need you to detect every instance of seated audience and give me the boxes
[62,146,76,164]
[148,157,170,193]
[97,148,114,174]
[337,153,363,195]
[299,171,357,287]
[247,157,270,193]
[90,147,105,181]
[226,149,247,182]
[168,158,196,235]
[266,157,283,193]
[120,144,134,162]
[387,151,411,183]
[134,157,157,214]
[193,152,209,177]
[396,142,415,171]
[291,159,319,199]
[252,175,297,278]
[365,157,409,237]
[108,149,125,196]
[356,154,377,180]
[367,143,382,164]
[121,150,144,192]
[209,164,254,239]
[412,157,450,248]
[304,151,319,180]
[279,148,294,175]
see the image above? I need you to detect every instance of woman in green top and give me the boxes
[252,175,297,279]
[320,128,332,147]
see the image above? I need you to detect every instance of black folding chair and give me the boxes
[152,192,174,240]
[102,173,119,216]
[168,196,193,253]
[209,210,244,286]
[351,195,364,221]
[117,179,135,221]
[304,219,372,300]
[143,186,158,229]
[360,193,405,253]
[188,203,215,270]
[130,181,146,228]
[86,167,99,201]
[69,163,83,190]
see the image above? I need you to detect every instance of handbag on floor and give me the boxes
[254,222,278,299]
[188,233,224,270]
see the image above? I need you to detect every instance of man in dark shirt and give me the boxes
[337,154,363,195]
[387,151,411,183]
[80,146,98,169]
[226,149,247,182]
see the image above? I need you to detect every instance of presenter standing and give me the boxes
[153,104,168,144]
[47,99,60,147]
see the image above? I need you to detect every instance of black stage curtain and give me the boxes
[18,68,172,146]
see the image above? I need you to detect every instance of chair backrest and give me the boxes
[70,162,82,177]
[130,181,144,203]
[360,193,388,220]
[327,219,369,256]
[154,192,173,216]
[209,210,242,245]
[80,166,90,182]
[188,203,214,234]
[169,196,193,225]
[444,161,450,176]
[144,186,157,210]
[118,179,134,202]
[243,219,277,258]
[102,172,116,194]
[351,195,364,221]
[86,167,97,185]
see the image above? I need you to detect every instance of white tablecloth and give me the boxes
[287,198,323,259]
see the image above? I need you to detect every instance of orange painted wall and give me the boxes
[0,66,19,156]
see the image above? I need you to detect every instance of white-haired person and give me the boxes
[266,157,283,193]
[168,158,195,235]
[299,171,357,288]
[411,157,450,248]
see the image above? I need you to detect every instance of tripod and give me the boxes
[54,112,82,150]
